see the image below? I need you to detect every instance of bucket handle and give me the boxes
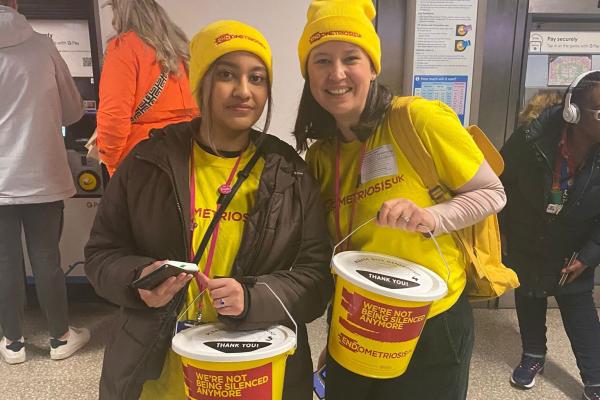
[256,281,298,349]
[331,215,451,283]
[174,281,298,346]
[174,287,207,337]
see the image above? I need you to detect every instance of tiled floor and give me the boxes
[0,300,597,399]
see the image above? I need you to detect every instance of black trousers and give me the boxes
[0,201,69,340]
[515,287,600,386]
[325,294,474,400]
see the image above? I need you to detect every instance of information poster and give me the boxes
[413,75,467,123]
[29,20,92,78]
[548,55,592,86]
[412,0,478,125]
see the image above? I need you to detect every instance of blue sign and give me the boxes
[413,75,469,125]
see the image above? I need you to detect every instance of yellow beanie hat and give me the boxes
[298,0,380,78]
[189,20,273,100]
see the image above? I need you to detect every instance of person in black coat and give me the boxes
[500,70,600,399]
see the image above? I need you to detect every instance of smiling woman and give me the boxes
[307,41,376,141]
[292,1,507,399]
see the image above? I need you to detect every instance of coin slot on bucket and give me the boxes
[356,270,421,289]
[204,341,273,353]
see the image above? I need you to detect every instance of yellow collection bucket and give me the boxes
[172,323,296,400]
[329,251,447,378]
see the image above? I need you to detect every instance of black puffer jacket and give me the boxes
[500,106,600,297]
[84,119,333,399]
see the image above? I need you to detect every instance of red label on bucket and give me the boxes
[339,288,430,342]
[182,363,272,399]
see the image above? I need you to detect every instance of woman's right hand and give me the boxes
[137,260,193,308]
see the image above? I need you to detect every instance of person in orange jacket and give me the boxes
[97,0,199,175]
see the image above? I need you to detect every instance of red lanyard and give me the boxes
[334,140,366,252]
[189,146,243,292]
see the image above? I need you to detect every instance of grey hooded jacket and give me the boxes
[0,6,82,204]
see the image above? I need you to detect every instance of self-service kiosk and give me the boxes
[19,0,104,284]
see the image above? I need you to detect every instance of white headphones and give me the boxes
[563,70,600,124]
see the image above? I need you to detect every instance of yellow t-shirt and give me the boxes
[140,142,265,399]
[306,98,484,318]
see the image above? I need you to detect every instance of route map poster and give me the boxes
[548,55,592,86]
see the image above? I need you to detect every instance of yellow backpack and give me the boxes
[388,96,519,301]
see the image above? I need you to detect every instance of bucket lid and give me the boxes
[172,323,296,363]
[332,251,447,302]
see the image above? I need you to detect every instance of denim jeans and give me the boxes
[0,201,69,340]
[325,294,474,400]
[515,287,600,386]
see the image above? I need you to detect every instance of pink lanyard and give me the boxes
[334,140,366,252]
[189,147,243,292]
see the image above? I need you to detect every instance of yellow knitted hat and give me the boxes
[298,0,380,78]
[189,20,273,100]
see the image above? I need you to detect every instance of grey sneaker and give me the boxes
[50,327,90,360]
[0,337,26,365]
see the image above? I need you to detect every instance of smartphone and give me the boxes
[313,365,326,400]
[130,261,199,290]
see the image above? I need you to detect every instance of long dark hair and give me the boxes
[293,79,393,152]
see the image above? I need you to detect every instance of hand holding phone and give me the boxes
[131,261,199,290]
[559,252,586,286]
[132,260,197,308]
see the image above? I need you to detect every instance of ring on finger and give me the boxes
[219,298,225,307]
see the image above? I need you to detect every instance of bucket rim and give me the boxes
[172,323,296,363]
[331,251,448,302]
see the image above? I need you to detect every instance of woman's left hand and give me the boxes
[377,198,435,233]
[196,273,245,316]
[561,259,588,285]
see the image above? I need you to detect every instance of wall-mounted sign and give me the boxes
[548,55,592,86]
[29,19,92,77]
[413,75,468,124]
[529,31,600,54]
[412,0,478,126]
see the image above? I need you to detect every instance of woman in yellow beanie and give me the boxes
[293,1,506,399]
[85,20,332,400]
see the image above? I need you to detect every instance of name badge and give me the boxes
[360,144,398,184]
[546,203,563,215]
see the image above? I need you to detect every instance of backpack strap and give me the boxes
[387,96,477,263]
[467,125,504,176]
[388,96,448,203]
